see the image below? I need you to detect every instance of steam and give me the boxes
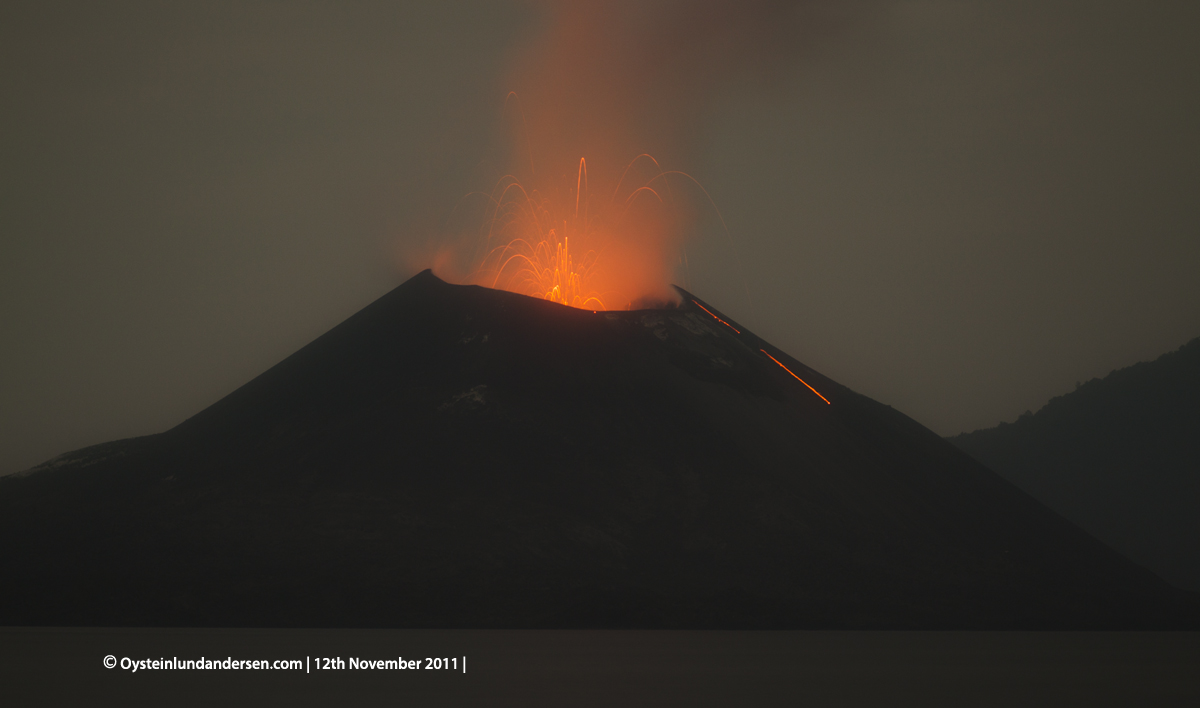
[429,1,848,306]
[508,0,840,175]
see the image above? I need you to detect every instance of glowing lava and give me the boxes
[470,158,609,310]
[760,349,831,405]
[691,299,740,334]
[454,142,738,313]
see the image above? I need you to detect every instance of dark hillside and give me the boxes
[951,337,1200,590]
[3,271,1195,628]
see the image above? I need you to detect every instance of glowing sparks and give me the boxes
[469,158,609,310]
[459,148,736,311]
[525,235,602,308]
[691,300,740,333]
[760,349,831,405]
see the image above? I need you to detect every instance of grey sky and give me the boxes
[2,1,1197,475]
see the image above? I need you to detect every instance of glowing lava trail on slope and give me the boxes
[691,299,740,333]
[760,349,831,405]
[688,291,831,405]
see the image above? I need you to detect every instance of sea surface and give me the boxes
[2,628,1197,706]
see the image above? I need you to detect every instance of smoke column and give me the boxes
[509,1,837,173]
[439,1,845,305]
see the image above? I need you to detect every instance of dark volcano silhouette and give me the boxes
[1,271,1194,628]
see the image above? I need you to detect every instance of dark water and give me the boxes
[2,628,1197,707]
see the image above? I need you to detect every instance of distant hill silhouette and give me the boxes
[951,337,1200,591]
[2,271,1195,628]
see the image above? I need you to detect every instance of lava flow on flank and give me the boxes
[761,349,831,405]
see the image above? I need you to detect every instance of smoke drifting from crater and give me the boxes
[508,1,842,175]
[438,1,849,306]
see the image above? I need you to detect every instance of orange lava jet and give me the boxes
[459,150,718,311]
[470,158,609,310]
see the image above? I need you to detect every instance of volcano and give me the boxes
[1,271,1194,628]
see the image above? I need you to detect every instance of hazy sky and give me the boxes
[2,1,1198,475]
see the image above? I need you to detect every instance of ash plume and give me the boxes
[429,1,856,306]
[508,0,848,175]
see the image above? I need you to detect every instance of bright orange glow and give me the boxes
[760,349,831,405]
[453,0,793,312]
[462,153,693,311]
[430,97,741,311]
[467,158,607,309]
[691,299,740,333]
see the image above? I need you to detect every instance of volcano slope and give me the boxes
[1,270,1194,628]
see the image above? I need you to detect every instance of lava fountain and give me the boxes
[470,158,606,309]
[464,153,723,311]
